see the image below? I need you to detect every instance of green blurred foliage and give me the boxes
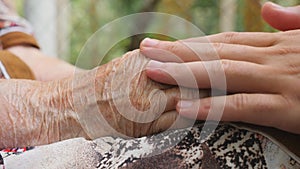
[68,0,224,67]
[15,0,300,68]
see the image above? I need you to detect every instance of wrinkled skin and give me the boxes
[74,50,204,139]
[0,50,205,148]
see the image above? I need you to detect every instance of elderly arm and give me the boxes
[0,50,202,148]
[0,78,86,148]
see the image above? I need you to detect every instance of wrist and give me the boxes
[0,78,89,147]
[44,78,90,141]
[71,67,118,139]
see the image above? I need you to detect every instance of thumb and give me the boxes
[262,2,300,31]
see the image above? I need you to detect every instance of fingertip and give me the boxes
[261,2,282,26]
[140,38,160,48]
[146,60,163,77]
[140,47,161,60]
[261,2,289,30]
[146,60,169,82]
[262,1,284,14]
[139,46,151,55]
[145,67,166,82]
[261,1,272,16]
[261,2,300,31]
[263,1,283,9]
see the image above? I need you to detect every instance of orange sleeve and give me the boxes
[0,32,40,49]
[0,51,35,80]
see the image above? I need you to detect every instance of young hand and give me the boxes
[140,30,300,134]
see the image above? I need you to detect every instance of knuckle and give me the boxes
[221,32,239,43]
[206,60,232,77]
[205,60,232,85]
[283,60,300,75]
[220,59,234,75]
[165,41,182,54]
[276,30,300,45]
[213,42,224,54]
[231,94,248,111]
[268,46,300,56]
[276,47,294,56]
[214,60,246,82]
[282,30,300,37]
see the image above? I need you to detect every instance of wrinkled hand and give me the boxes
[140,30,300,134]
[0,49,204,147]
[74,50,203,139]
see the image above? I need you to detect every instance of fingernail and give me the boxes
[178,100,194,109]
[141,38,160,47]
[147,60,163,69]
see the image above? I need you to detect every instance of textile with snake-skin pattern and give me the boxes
[2,123,300,168]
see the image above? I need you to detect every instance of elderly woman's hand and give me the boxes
[140,30,300,134]
[75,49,202,139]
[0,49,203,148]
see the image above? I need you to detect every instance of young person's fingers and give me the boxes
[182,32,277,47]
[146,59,280,93]
[141,42,267,63]
[262,2,300,31]
[177,93,287,129]
[141,39,198,62]
[140,31,277,54]
[163,87,209,112]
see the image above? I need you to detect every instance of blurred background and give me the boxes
[11,0,300,68]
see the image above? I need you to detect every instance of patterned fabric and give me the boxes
[0,147,34,169]
[98,123,300,168]
[0,1,33,36]
[0,154,3,169]
[0,15,33,36]
[2,123,300,168]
